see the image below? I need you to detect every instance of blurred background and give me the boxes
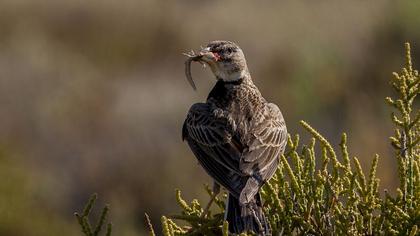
[0,1,419,235]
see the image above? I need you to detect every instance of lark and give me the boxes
[182,41,287,235]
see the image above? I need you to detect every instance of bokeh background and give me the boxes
[0,1,419,235]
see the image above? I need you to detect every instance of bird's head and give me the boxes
[185,41,249,88]
[200,41,249,82]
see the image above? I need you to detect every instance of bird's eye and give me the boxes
[226,48,233,54]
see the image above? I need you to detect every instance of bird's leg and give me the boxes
[202,182,220,218]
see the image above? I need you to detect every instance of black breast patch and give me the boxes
[207,80,228,101]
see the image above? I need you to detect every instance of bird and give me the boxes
[182,40,287,235]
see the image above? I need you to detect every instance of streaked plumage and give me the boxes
[182,41,287,235]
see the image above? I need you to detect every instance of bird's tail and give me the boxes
[225,193,270,235]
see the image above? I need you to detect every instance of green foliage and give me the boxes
[153,43,419,235]
[382,42,420,234]
[145,213,156,236]
[262,125,382,235]
[75,194,112,236]
[160,188,226,235]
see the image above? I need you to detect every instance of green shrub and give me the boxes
[75,193,112,236]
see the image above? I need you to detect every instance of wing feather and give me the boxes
[183,103,246,196]
[240,103,287,179]
[183,102,287,197]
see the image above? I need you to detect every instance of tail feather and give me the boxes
[225,193,270,235]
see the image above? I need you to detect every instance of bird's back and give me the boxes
[184,77,286,179]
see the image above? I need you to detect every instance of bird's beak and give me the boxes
[199,47,219,62]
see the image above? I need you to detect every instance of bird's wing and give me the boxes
[240,103,287,182]
[183,103,246,196]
